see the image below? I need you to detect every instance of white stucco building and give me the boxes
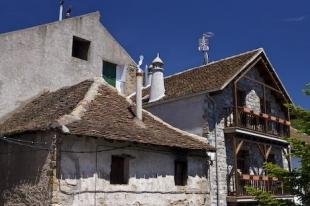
[0,78,215,205]
[0,12,136,120]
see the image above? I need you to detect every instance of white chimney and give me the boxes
[136,56,144,120]
[147,64,153,86]
[59,0,64,21]
[149,53,165,102]
[144,64,149,86]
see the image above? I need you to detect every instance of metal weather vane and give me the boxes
[198,32,214,65]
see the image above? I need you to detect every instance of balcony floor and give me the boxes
[224,127,289,145]
[227,194,295,203]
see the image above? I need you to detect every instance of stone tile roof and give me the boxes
[139,48,262,104]
[291,128,310,144]
[0,80,93,135]
[0,78,213,151]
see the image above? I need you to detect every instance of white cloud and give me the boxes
[283,16,306,22]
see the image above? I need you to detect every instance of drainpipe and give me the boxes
[208,94,219,206]
[136,69,143,120]
[136,57,144,120]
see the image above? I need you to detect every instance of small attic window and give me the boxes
[72,36,90,60]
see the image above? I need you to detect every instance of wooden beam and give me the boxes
[243,76,282,94]
[236,140,244,155]
[256,143,266,160]
[265,145,272,160]
[260,59,283,92]
[234,57,262,84]
[233,82,238,127]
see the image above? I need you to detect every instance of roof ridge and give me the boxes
[165,48,263,79]
[218,48,263,90]
[56,77,108,131]
[0,12,100,37]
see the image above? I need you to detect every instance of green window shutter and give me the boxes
[102,61,117,86]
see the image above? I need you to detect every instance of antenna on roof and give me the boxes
[59,0,64,21]
[65,6,72,19]
[198,32,214,65]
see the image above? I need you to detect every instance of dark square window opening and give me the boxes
[266,100,271,114]
[72,36,90,61]
[260,96,265,113]
[110,156,129,185]
[237,89,246,107]
[175,160,188,186]
[237,150,249,174]
[267,154,276,164]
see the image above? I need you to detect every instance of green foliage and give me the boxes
[303,83,310,96]
[287,105,310,135]
[245,186,286,206]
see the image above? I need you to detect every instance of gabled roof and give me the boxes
[0,78,213,151]
[139,48,292,105]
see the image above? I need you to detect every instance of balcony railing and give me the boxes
[224,107,290,138]
[228,174,289,197]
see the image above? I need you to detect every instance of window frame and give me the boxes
[102,61,117,87]
[71,36,91,61]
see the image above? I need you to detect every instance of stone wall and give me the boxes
[0,12,135,120]
[207,87,234,206]
[52,135,210,206]
[0,132,55,205]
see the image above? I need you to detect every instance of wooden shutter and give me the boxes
[103,61,117,87]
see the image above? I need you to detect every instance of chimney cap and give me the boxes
[152,53,164,66]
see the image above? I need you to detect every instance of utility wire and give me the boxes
[0,136,130,154]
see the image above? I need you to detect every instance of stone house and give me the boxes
[0,77,215,206]
[0,12,136,120]
[138,49,294,205]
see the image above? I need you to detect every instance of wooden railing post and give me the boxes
[233,136,239,195]
[233,83,238,127]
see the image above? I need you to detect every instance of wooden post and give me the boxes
[263,85,268,132]
[233,136,239,195]
[233,82,238,127]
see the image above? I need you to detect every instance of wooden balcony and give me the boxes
[228,174,290,197]
[224,107,290,138]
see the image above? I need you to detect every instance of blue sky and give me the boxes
[0,0,309,108]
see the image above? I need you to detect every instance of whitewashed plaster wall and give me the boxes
[53,135,210,206]
[146,94,206,137]
[0,12,135,120]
